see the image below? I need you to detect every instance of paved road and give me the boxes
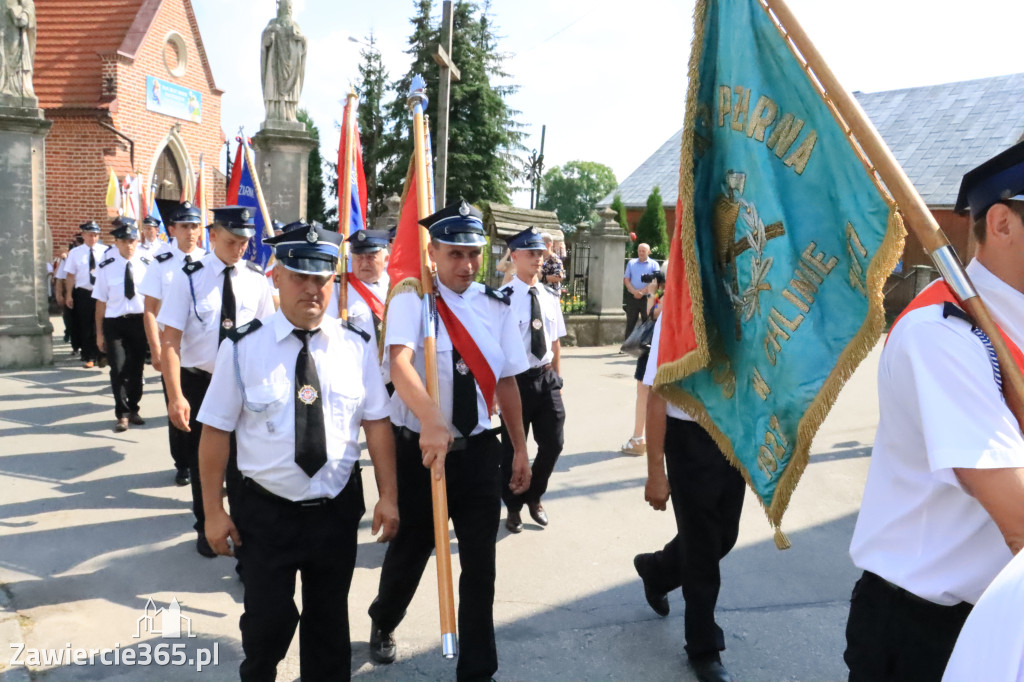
[0,318,880,681]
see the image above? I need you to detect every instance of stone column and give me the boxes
[0,106,52,368]
[372,193,401,231]
[562,208,629,346]
[252,121,316,225]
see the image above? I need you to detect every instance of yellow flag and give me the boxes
[104,168,119,208]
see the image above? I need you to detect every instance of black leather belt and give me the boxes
[395,425,498,452]
[182,366,211,377]
[242,477,333,508]
[522,364,553,377]
[861,571,971,613]
[116,313,143,319]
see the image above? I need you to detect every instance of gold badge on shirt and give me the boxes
[297,385,319,405]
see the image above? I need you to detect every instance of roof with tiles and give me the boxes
[35,0,219,111]
[599,73,1024,209]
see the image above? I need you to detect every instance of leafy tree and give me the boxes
[357,31,390,223]
[633,186,668,259]
[296,109,326,224]
[610,193,629,233]
[537,160,618,229]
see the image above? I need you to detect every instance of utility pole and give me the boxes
[528,124,546,209]
[432,0,460,207]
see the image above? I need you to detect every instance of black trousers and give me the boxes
[844,570,973,682]
[63,304,80,350]
[102,315,146,417]
[645,418,745,659]
[235,470,365,682]
[624,294,649,339]
[160,376,190,473]
[72,288,99,362]
[500,367,565,512]
[369,426,502,682]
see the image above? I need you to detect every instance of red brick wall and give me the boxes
[45,0,224,256]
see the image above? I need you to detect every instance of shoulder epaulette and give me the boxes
[227,319,263,343]
[484,285,511,305]
[140,256,151,265]
[183,261,203,276]
[245,261,264,275]
[343,319,372,342]
[942,302,973,326]
[98,257,115,268]
[104,245,114,253]
[501,285,514,298]
[155,252,173,263]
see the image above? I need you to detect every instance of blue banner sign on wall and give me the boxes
[145,76,202,124]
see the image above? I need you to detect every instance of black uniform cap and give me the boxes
[955,141,1024,221]
[420,199,487,246]
[211,206,256,238]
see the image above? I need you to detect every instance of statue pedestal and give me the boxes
[0,108,53,368]
[252,122,316,224]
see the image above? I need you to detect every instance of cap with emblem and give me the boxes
[264,223,343,275]
[212,205,257,238]
[955,141,1024,221]
[141,215,161,228]
[507,226,547,252]
[348,229,389,253]
[111,218,139,241]
[172,201,202,225]
[420,199,487,246]
[282,220,313,233]
[79,220,101,233]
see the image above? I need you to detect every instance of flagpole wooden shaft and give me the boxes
[761,0,1024,432]
[242,143,276,241]
[339,90,358,321]
[411,90,458,658]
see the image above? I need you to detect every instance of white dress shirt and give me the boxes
[384,281,529,436]
[643,315,694,421]
[137,239,168,260]
[198,310,390,501]
[138,245,204,303]
[850,259,1024,606]
[64,242,110,292]
[91,252,149,316]
[325,273,389,342]
[503,276,566,368]
[157,253,275,373]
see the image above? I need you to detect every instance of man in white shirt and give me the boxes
[137,215,168,259]
[198,222,398,681]
[139,201,205,486]
[158,206,275,557]
[366,200,531,681]
[498,226,567,533]
[93,219,150,432]
[325,229,390,347]
[64,221,109,368]
[845,142,1024,681]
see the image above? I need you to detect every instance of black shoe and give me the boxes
[369,622,396,664]
[527,501,548,526]
[505,509,523,534]
[175,469,190,486]
[633,554,669,617]
[690,656,734,682]
[128,412,145,426]
[196,534,216,558]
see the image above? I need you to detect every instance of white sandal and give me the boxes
[620,436,646,456]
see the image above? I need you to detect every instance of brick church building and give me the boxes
[36,0,226,254]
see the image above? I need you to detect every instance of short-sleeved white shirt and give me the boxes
[502,276,566,368]
[91,251,149,317]
[642,315,693,421]
[850,259,1024,605]
[384,281,529,436]
[157,253,275,373]
[137,239,168,260]
[64,242,110,291]
[198,310,389,501]
[325,273,390,346]
[138,245,203,303]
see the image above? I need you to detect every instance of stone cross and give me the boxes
[431,0,460,207]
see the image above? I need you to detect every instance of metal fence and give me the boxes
[562,242,591,315]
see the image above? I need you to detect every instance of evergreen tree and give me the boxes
[634,186,668,259]
[356,31,390,223]
[610,193,630,233]
[297,109,327,224]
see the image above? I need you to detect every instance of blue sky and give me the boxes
[193,0,1024,206]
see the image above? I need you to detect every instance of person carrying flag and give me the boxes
[157,206,275,557]
[845,142,1024,681]
[139,202,206,486]
[367,200,531,681]
[325,229,390,345]
[92,218,151,432]
[498,226,567,534]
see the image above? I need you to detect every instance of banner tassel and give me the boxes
[773,526,791,550]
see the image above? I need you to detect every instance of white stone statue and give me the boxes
[8,0,35,98]
[260,0,306,123]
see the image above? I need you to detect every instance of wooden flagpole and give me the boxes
[761,0,1024,430]
[338,89,358,320]
[409,78,458,660]
[241,138,276,241]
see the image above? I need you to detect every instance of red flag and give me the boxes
[657,197,704,369]
[226,141,244,204]
[339,104,368,231]
[386,161,423,290]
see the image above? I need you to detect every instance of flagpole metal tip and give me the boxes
[407,74,429,109]
[440,633,457,659]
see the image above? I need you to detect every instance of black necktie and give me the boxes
[220,266,236,342]
[451,348,479,438]
[293,329,327,476]
[184,254,193,265]
[528,287,546,360]
[124,261,135,300]
[88,249,96,285]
